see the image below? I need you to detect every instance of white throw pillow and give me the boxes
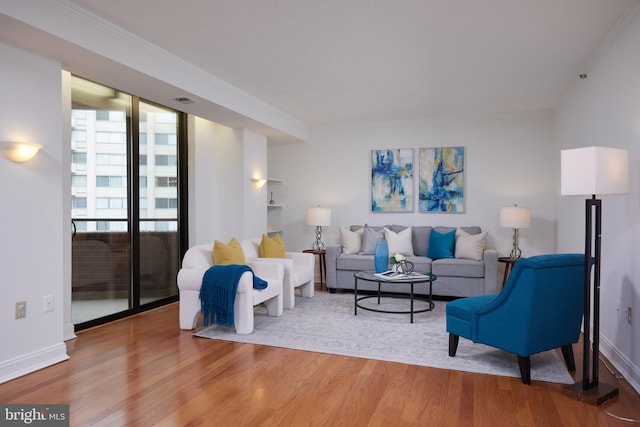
[455,228,487,261]
[340,228,364,254]
[384,226,414,256]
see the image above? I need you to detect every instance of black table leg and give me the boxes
[354,276,358,316]
[320,253,326,290]
[410,282,414,323]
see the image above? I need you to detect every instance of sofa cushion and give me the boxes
[347,225,483,258]
[406,256,432,273]
[388,224,434,256]
[384,226,414,256]
[435,226,482,235]
[412,226,432,257]
[427,229,456,259]
[361,224,385,254]
[340,227,364,254]
[213,237,246,265]
[432,258,485,278]
[455,228,487,261]
[259,233,285,258]
[337,254,377,271]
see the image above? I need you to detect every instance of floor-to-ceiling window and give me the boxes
[70,76,186,330]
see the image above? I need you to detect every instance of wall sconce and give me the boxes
[1,141,42,163]
[252,178,267,188]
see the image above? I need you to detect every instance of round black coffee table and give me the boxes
[353,270,437,323]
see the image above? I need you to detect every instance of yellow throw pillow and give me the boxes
[259,233,286,258]
[212,237,246,265]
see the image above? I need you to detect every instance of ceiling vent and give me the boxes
[174,97,195,104]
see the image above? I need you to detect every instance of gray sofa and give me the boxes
[326,225,498,297]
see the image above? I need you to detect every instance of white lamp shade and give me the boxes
[561,147,629,196]
[499,206,531,228]
[306,207,331,226]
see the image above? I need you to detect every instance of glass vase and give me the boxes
[374,238,389,273]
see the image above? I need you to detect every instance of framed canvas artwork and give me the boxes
[419,147,465,213]
[371,149,414,212]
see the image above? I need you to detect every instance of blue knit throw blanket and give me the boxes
[199,265,268,327]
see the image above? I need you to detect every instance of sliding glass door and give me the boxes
[138,101,180,305]
[70,76,185,329]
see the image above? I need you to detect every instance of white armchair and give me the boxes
[241,238,315,310]
[177,243,284,334]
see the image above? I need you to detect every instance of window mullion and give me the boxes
[129,96,140,309]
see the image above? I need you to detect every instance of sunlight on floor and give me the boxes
[72,298,161,324]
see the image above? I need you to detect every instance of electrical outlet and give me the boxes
[627,306,633,325]
[44,295,54,312]
[15,301,26,319]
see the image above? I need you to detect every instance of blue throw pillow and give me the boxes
[427,229,456,259]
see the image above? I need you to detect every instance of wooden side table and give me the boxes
[498,256,518,287]
[303,249,326,290]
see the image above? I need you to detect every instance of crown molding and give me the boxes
[579,0,640,75]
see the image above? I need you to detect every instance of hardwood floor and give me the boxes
[2,290,640,426]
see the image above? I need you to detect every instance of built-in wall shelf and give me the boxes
[267,178,284,234]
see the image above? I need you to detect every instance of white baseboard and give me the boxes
[64,322,77,342]
[0,343,69,385]
[600,335,640,394]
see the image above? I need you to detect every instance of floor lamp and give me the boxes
[561,146,629,405]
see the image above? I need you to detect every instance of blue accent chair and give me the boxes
[446,253,588,384]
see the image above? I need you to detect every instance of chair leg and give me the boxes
[448,334,459,357]
[300,280,314,298]
[234,293,254,335]
[263,293,283,317]
[561,344,576,371]
[517,356,531,385]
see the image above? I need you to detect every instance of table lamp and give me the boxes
[499,204,531,259]
[307,206,331,250]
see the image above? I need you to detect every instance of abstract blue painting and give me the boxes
[371,149,414,212]
[419,147,465,213]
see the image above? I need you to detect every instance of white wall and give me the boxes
[0,42,68,383]
[189,117,268,246]
[190,117,242,245]
[269,113,558,257]
[555,8,640,392]
[61,70,75,342]
[243,129,269,238]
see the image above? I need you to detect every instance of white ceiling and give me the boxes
[2,0,638,130]
[63,0,638,126]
